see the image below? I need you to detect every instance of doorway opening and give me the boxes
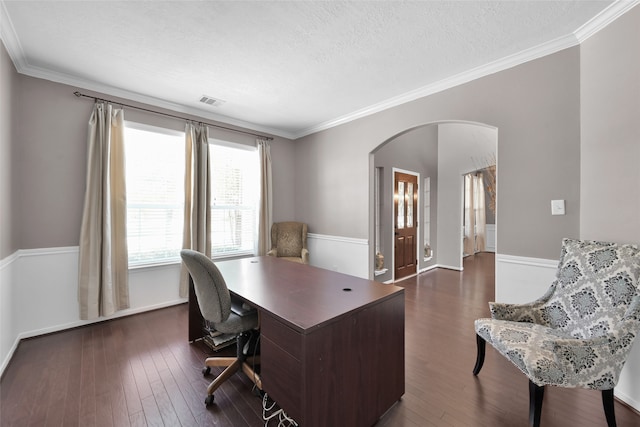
[369,121,497,281]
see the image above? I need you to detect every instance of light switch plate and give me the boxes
[551,199,565,215]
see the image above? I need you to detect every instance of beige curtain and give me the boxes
[463,174,475,256]
[78,102,129,320]
[475,173,487,252]
[179,123,211,298]
[257,139,272,255]
[464,172,488,256]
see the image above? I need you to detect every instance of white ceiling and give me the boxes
[1,1,633,139]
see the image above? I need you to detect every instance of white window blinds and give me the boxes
[124,124,185,266]
[209,143,258,257]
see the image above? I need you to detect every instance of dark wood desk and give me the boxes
[189,256,405,427]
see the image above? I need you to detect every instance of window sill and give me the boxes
[128,252,256,270]
[129,260,181,270]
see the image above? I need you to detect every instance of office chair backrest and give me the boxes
[180,249,231,323]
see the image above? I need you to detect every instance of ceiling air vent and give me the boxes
[199,95,226,107]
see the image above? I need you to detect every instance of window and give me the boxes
[124,124,185,266]
[209,141,259,257]
[124,125,259,266]
[423,177,432,260]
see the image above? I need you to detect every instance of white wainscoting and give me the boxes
[496,253,640,411]
[0,237,370,375]
[495,253,558,303]
[307,233,369,279]
[0,252,17,375]
[485,224,496,253]
[3,247,638,412]
[0,247,186,375]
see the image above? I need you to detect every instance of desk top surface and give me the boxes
[214,256,404,333]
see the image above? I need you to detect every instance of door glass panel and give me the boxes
[397,182,405,229]
[407,182,413,227]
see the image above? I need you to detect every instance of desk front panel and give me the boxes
[261,289,405,427]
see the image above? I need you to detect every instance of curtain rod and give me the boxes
[73,91,273,141]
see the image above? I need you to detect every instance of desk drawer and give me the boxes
[261,335,302,422]
[260,314,303,360]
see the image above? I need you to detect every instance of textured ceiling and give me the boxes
[0,1,627,138]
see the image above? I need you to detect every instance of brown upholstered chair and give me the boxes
[266,222,309,264]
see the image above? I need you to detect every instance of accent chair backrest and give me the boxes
[271,222,308,257]
[544,238,640,339]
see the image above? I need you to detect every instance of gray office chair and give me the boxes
[180,249,262,406]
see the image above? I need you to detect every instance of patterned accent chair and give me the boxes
[473,238,640,427]
[266,222,309,264]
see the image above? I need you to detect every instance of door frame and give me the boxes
[391,167,420,282]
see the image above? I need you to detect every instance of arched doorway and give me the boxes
[369,121,497,282]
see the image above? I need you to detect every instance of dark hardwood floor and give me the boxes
[2,253,639,426]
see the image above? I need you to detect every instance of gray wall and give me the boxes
[579,5,640,406]
[580,6,640,244]
[5,69,296,252]
[1,41,17,258]
[295,46,581,260]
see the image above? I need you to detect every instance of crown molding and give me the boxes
[0,1,23,67]
[19,66,296,139]
[23,68,296,139]
[3,0,637,141]
[0,0,295,140]
[293,32,580,139]
[574,0,639,43]
[293,1,639,139]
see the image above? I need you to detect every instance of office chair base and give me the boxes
[202,356,262,407]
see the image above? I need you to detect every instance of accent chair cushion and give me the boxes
[475,238,640,390]
[276,222,304,258]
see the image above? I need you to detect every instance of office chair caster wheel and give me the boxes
[205,394,214,406]
[202,367,211,376]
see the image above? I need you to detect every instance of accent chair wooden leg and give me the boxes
[473,334,486,375]
[528,380,544,427]
[602,389,617,427]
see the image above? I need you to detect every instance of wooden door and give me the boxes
[394,172,418,280]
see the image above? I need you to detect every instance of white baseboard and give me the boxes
[418,264,439,274]
[0,247,186,377]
